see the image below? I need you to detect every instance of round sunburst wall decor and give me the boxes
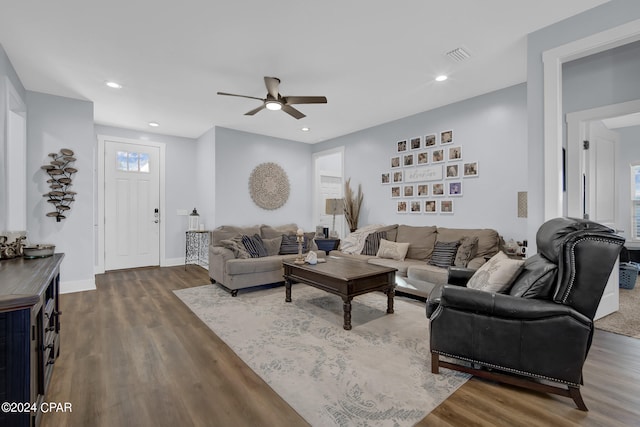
[249,162,290,210]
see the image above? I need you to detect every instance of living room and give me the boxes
[1,1,640,426]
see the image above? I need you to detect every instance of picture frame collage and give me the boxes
[381,130,479,214]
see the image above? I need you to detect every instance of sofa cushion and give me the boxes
[508,254,558,299]
[406,264,450,286]
[213,225,261,247]
[428,241,460,268]
[263,236,283,257]
[396,225,437,261]
[377,239,410,261]
[361,231,387,256]
[436,227,499,260]
[279,234,315,254]
[467,251,524,293]
[242,234,268,258]
[454,236,479,267]
[219,236,250,259]
[368,258,424,276]
[226,256,287,275]
[260,224,299,239]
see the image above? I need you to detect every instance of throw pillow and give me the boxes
[279,234,308,255]
[241,234,268,258]
[428,240,460,268]
[376,239,410,261]
[361,231,387,256]
[262,236,283,257]
[454,236,479,267]
[219,236,250,259]
[467,251,525,293]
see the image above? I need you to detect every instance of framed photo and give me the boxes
[381,172,390,184]
[463,161,479,177]
[391,156,401,168]
[410,137,421,150]
[425,134,436,147]
[440,130,453,145]
[432,182,445,196]
[391,186,401,198]
[397,200,408,213]
[440,200,454,214]
[403,185,414,197]
[417,151,429,165]
[448,146,462,161]
[432,149,444,163]
[448,181,463,196]
[424,200,437,213]
[397,140,407,152]
[446,164,460,179]
[393,171,403,183]
[410,201,422,213]
[403,153,414,167]
[417,184,429,196]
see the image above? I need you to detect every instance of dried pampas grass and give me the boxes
[344,178,363,232]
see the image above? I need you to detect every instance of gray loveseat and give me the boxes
[208,224,323,296]
[329,224,501,298]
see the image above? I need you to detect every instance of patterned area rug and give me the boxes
[174,284,469,427]
[595,276,640,338]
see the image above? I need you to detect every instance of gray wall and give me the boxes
[0,44,25,98]
[214,127,313,229]
[94,125,199,262]
[196,126,216,230]
[312,83,528,241]
[527,0,640,250]
[26,91,95,289]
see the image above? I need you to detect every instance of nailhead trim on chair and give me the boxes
[433,350,581,387]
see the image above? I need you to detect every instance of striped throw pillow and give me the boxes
[279,234,308,254]
[428,241,460,268]
[241,234,268,258]
[361,231,387,256]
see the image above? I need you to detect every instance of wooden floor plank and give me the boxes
[40,266,640,427]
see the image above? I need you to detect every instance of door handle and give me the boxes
[154,208,160,223]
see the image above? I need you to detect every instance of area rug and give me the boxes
[595,277,640,338]
[174,284,469,427]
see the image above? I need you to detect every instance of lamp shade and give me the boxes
[325,198,345,215]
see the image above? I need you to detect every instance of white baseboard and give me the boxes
[61,278,96,294]
[163,257,185,267]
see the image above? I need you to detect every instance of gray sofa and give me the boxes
[208,224,323,296]
[329,224,501,298]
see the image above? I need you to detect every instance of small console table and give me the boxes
[0,253,64,427]
[185,230,210,269]
[315,238,340,255]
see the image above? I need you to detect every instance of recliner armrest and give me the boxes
[438,285,591,325]
[447,266,475,286]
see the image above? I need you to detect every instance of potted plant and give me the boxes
[344,178,363,232]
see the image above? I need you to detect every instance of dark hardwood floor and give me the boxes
[41,266,640,427]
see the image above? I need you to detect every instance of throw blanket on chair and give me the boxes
[339,224,384,254]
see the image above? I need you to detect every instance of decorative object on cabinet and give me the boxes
[41,148,77,222]
[249,162,290,210]
[188,207,200,231]
[0,231,26,259]
[344,178,363,232]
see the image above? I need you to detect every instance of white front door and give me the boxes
[319,174,344,237]
[586,121,620,320]
[105,141,160,270]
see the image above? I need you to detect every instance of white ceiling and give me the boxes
[0,1,610,143]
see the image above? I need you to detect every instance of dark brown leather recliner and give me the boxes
[427,217,624,410]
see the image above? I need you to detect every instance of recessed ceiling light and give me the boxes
[148,122,159,127]
[435,75,448,82]
[105,81,122,89]
[301,127,310,132]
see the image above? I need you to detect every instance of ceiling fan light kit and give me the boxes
[218,76,327,120]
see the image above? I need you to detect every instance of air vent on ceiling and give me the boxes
[445,47,471,62]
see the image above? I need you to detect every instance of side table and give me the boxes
[315,238,340,255]
[185,230,210,269]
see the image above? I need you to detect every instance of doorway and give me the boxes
[97,135,166,273]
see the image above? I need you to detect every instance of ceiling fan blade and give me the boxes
[217,92,264,101]
[264,77,281,99]
[244,104,266,116]
[283,96,327,105]
[281,104,306,120]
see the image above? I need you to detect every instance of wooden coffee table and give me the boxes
[283,256,397,330]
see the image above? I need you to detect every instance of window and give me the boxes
[630,163,640,240]
[116,151,150,173]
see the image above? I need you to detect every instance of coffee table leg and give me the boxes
[343,297,352,330]
[285,278,292,302]
[386,286,395,314]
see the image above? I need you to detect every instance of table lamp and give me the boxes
[325,198,344,238]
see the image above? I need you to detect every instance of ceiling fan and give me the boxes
[217,76,327,119]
